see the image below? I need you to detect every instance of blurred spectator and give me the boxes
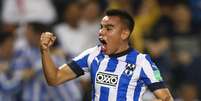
[145,36,173,86]
[171,4,200,56]
[172,4,199,37]
[20,22,82,101]
[107,0,132,13]
[0,31,19,101]
[185,54,201,99]
[54,0,93,57]
[171,49,201,98]
[2,0,56,24]
[189,0,201,31]
[80,0,101,50]
[171,50,193,89]
[175,83,199,101]
[51,0,69,23]
[150,0,176,39]
[0,31,33,101]
[130,0,161,52]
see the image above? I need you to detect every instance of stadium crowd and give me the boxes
[0,0,200,101]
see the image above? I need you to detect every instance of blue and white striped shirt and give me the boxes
[69,46,165,101]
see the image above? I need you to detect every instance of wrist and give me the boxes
[40,48,49,53]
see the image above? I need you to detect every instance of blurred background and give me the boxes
[0,0,200,101]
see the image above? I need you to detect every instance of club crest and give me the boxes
[123,63,136,76]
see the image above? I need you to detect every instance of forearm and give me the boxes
[154,88,173,101]
[156,96,173,101]
[41,49,58,85]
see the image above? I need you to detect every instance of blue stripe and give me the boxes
[76,54,89,68]
[117,50,138,101]
[99,87,109,101]
[140,68,152,85]
[91,51,105,100]
[39,83,46,101]
[28,82,34,101]
[105,58,118,72]
[99,57,119,101]
[133,79,143,101]
[145,55,158,71]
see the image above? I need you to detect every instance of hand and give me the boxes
[40,32,56,51]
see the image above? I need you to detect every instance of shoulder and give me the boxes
[136,53,152,67]
[73,46,101,61]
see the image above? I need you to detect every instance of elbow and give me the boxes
[47,82,58,86]
[46,80,60,86]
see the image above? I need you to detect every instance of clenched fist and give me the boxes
[40,32,56,50]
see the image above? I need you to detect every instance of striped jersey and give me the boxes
[69,46,165,101]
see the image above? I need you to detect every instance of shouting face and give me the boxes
[99,16,129,55]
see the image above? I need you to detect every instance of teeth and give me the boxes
[99,36,103,38]
[99,36,106,44]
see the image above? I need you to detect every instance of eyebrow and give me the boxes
[100,24,114,28]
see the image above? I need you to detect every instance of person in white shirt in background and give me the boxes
[53,0,84,58]
[80,0,101,48]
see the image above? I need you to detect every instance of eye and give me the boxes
[106,27,112,31]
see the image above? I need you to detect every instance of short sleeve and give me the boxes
[140,54,165,92]
[68,46,98,77]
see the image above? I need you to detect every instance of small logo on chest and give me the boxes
[96,72,118,87]
[123,63,136,76]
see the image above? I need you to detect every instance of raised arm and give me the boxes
[40,32,77,86]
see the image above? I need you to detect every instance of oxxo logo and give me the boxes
[96,72,118,87]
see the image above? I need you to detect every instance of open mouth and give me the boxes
[99,37,106,45]
[99,36,107,51]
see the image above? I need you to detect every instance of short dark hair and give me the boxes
[27,22,50,35]
[105,9,135,34]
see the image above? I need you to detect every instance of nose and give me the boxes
[99,28,105,36]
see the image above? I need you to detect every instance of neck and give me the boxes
[115,42,130,54]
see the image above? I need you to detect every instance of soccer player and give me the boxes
[40,9,173,101]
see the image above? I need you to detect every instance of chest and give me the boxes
[91,57,142,88]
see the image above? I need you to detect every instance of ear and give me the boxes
[121,29,130,40]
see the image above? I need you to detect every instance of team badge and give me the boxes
[123,63,136,76]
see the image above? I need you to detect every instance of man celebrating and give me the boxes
[40,9,173,101]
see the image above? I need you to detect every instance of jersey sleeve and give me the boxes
[140,54,166,92]
[68,46,98,77]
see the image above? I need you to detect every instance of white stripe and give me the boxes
[72,46,100,73]
[127,54,151,101]
[73,46,98,61]
[88,46,101,70]
[108,55,127,101]
[33,81,40,101]
[126,60,142,101]
[94,57,109,101]
[138,86,147,101]
[140,54,159,83]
